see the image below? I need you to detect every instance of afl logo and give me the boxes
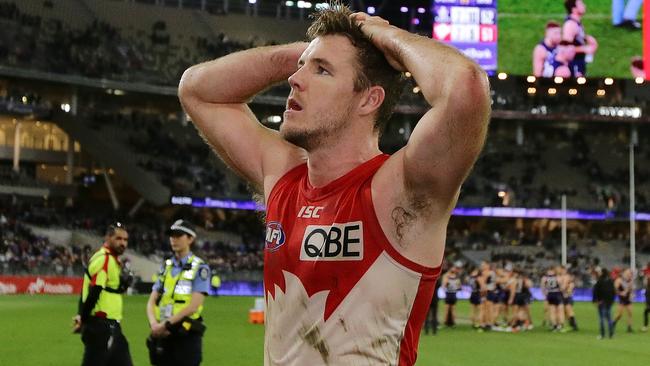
[265,222,286,252]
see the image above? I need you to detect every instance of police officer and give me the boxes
[146,219,210,366]
[72,223,133,366]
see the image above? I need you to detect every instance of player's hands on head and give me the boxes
[349,12,406,72]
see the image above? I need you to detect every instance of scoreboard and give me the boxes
[433,0,497,74]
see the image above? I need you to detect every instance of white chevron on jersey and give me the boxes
[264,252,422,366]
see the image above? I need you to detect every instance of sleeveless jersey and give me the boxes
[263,154,441,366]
[619,278,633,295]
[485,271,496,291]
[469,275,480,292]
[539,40,557,78]
[445,274,462,293]
[564,16,587,74]
[543,274,561,293]
[515,278,524,294]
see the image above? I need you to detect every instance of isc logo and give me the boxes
[297,205,323,218]
[300,221,363,261]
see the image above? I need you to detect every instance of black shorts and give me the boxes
[619,295,631,306]
[547,292,563,306]
[563,296,574,306]
[445,293,457,305]
[470,292,482,305]
[525,293,532,305]
[486,291,499,303]
[571,56,586,76]
[500,290,510,304]
[514,293,527,307]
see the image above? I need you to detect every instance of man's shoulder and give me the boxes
[88,247,109,265]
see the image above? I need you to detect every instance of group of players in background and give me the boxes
[532,0,598,78]
[424,261,650,335]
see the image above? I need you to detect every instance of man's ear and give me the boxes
[358,86,385,117]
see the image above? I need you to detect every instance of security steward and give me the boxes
[146,219,210,366]
[72,222,134,366]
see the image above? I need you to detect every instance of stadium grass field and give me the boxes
[0,295,648,365]
[499,0,643,77]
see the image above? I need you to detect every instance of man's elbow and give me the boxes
[458,65,491,113]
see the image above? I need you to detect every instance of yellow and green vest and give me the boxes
[157,255,204,321]
[82,246,123,320]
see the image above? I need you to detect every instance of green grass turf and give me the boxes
[497,0,643,77]
[0,295,648,365]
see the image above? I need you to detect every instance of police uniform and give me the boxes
[79,245,133,366]
[151,251,210,366]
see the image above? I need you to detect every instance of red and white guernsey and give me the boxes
[264,154,441,366]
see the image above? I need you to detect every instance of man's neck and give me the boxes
[570,13,581,22]
[306,130,381,188]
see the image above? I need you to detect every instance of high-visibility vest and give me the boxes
[82,246,123,320]
[157,255,204,321]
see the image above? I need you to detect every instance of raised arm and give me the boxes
[354,14,490,210]
[178,43,308,195]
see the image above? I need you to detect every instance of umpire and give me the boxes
[73,222,134,366]
[146,219,210,366]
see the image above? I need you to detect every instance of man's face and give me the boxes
[107,229,128,255]
[169,232,193,254]
[575,0,586,15]
[546,27,561,46]
[281,35,363,151]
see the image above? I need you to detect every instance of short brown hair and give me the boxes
[564,0,577,14]
[306,3,405,133]
[545,21,560,29]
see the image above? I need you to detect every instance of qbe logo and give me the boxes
[265,222,286,252]
[300,221,363,261]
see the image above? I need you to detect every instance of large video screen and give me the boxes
[434,0,645,79]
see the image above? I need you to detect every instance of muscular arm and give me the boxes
[562,21,596,54]
[532,45,546,77]
[562,21,578,43]
[146,290,161,327]
[178,43,308,195]
[356,14,490,211]
[614,278,623,296]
